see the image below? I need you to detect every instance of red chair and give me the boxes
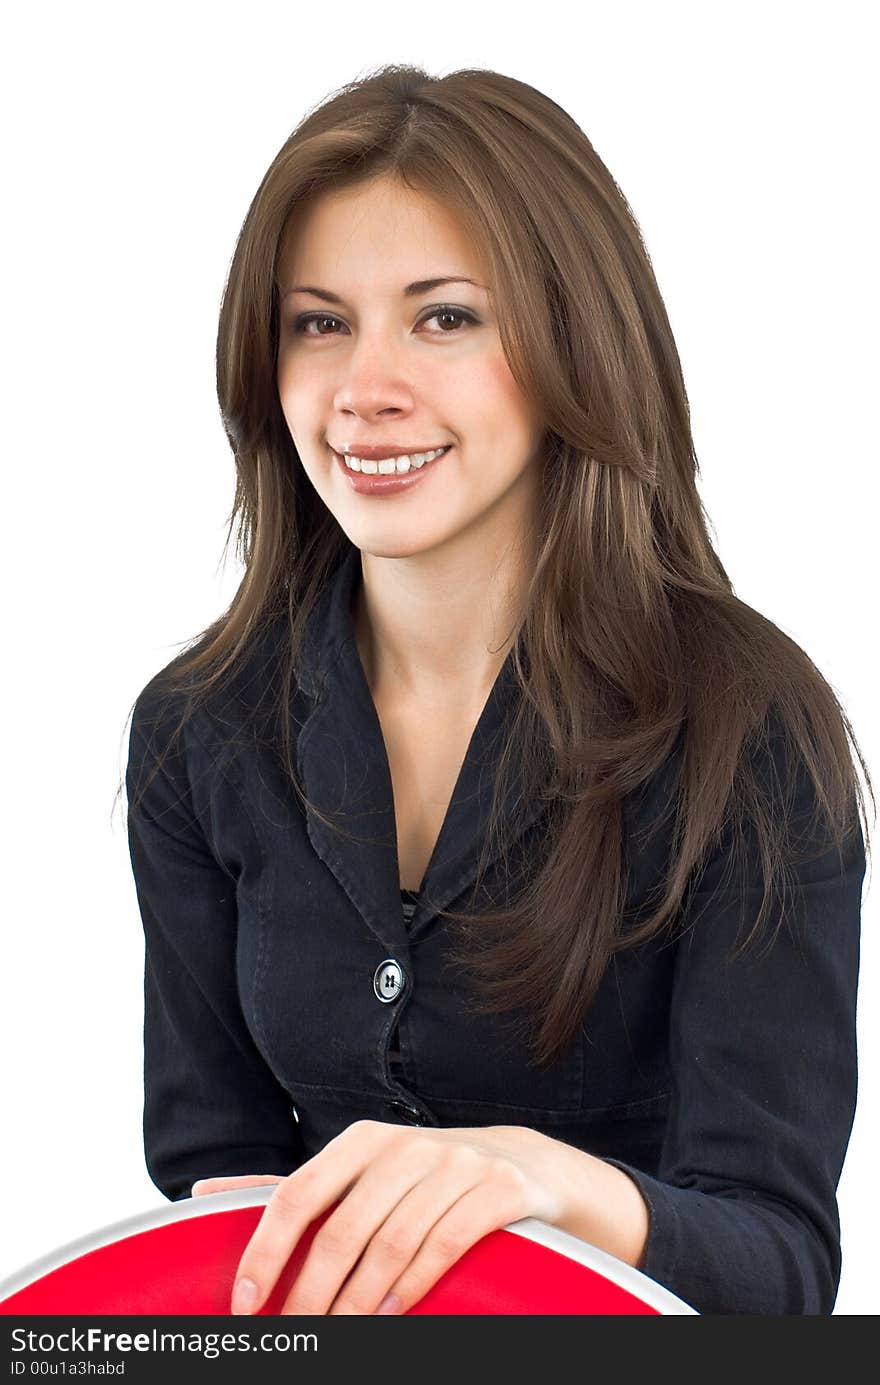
[0,1188,696,1315]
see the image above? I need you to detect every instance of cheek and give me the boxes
[275,373,327,489]
[276,366,295,426]
[478,355,541,456]
[276,356,322,424]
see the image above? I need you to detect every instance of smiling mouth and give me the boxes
[332,445,452,475]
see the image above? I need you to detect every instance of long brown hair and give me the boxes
[121,63,873,1067]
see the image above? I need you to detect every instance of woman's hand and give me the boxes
[191,1119,573,1316]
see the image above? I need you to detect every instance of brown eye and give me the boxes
[291,306,479,336]
[294,314,344,335]
[420,307,478,333]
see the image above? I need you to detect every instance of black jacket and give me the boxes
[125,543,865,1315]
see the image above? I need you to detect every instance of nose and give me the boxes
[332,330,416,420]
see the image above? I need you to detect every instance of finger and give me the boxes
[191,1175,284,1197]
[278,1133,445,1316]
[233,1120,388,1314]
[363,1166,528,1315]
[325,1145,490,1315]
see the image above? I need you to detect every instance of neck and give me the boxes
[353,527,534,712]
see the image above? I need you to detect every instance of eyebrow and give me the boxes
[280,276,486,304]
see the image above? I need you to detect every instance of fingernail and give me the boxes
[231,1277,259,1315]
[376,1293,401,1315]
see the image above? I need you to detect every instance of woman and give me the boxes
[124,64,871,1317]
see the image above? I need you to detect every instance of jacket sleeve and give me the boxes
[606,724,865,1315]
[126,682,305,1202]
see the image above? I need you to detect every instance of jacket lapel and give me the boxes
[295,544,548,947]
[408,652,548,939]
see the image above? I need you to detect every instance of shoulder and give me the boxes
[128,612,290,778]
[621,699,866,914]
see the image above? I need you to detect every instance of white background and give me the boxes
[2,0,876,1314]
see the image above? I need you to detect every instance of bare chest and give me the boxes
[376,704,480,893]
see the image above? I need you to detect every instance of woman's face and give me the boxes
[275,174,546,562]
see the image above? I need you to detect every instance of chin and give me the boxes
[356,537,439,560]
[339,520,449,560]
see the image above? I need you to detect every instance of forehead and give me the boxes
[278,175,486,286]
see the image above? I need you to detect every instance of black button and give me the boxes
[373,959,406,1003]
[389,1100,427,1124]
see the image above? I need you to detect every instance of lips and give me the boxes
[331,443,451,462]
[330,444,453,494]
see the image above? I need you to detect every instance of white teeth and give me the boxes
[340,446,448,475]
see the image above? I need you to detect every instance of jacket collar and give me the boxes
[295,544,547,949]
